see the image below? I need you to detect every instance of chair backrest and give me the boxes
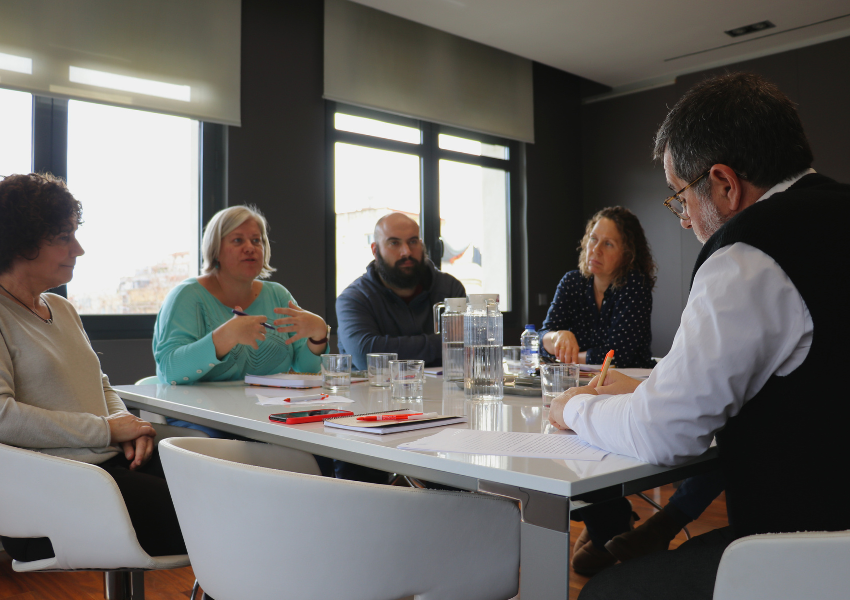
[713,530,850,600]
[160,437,520,600]
[0,442,162,571]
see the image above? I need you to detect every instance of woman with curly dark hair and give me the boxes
[0,173,186,563]
[539,206,657,369]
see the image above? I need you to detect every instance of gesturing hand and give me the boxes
[546,330,580,364]
[212,305,269,358]
[273,301,327,346]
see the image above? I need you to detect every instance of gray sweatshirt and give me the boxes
[0,293,124,464]
[336,260,466,370]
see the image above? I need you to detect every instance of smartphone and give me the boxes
[268,409,354,424]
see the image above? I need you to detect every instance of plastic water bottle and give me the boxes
[520,324,539,375]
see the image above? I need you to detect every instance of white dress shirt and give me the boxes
[562,170,815,466]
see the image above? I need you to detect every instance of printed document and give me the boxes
[398,429,609,460]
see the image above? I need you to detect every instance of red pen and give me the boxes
[284,393,329,403]
[357,412,437,421]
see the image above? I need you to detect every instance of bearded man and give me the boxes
[336,213,465,370]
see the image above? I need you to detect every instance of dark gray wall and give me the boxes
[525,62,587,329]
[581,35,850,356]
[229,0,326,317]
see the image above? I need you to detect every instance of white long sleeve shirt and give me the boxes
[562,171,815,466]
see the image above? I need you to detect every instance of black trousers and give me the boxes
[578,526,737,600]
[1,449,186,562]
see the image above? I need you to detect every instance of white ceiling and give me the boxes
[350,0,850,94]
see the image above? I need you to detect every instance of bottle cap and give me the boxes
[525,324,536,330]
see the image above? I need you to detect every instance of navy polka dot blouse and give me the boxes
[539,270,655,368]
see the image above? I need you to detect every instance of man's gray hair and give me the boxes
[201,205,276,278]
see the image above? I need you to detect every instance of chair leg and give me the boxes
[129,571,145,600]
[104,571,145,600]
[189,579,200,600]
[104,572,128,600]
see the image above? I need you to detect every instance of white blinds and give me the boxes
[324,0,534,143]
[0,0,241,125]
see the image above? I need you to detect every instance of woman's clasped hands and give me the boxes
[106,412,157,470]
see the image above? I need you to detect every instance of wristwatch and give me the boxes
[309,324,331,345]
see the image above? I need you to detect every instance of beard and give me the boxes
[692,191,726,244]
[374,247,429,289]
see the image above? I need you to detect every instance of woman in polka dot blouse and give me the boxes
[539,206,656,369]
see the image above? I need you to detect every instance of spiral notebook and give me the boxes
[324,409,467,435]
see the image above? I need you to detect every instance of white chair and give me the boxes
[160,437,521,600]
[0,441,191,600]
[713,530,850,600]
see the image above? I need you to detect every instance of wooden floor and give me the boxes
[0,483,727,600]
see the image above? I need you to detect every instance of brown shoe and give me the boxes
[571,530,617,576]
[604,508,682,563]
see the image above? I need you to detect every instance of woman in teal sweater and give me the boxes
[153,205,329,391]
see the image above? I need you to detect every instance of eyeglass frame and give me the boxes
[662,169,711,219]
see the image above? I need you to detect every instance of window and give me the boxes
[439,158,509,302]
[66,100,199,315]
[0,91,224,338]
[0,88,32,176]
[328,103,522,319]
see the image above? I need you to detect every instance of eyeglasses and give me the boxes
[662,169,710,219]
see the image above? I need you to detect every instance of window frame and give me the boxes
[29,94,225,340]
[324,101,527,329]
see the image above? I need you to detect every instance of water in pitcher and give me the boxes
[443,341,464,382]
[464,345,504,399]
[434,298,467,382]
[463,294,503,400]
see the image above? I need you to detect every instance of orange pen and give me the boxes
[597,349,615,389]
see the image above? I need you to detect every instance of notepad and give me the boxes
[324,410,467,434]
[245,373,367,387]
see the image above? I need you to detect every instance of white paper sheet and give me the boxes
[255,395,354,406]
[397,429,609,460]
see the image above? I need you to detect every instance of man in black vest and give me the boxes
[549,72,850,599]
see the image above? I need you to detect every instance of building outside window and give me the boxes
[66,100,199,315]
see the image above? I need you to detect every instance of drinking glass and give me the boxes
[502,346,522,376]
[321,354,351,390]
[390,359,425,399]
[541,363,578,408]
[367,353,397,387]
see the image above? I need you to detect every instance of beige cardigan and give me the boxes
[0,293,125,464]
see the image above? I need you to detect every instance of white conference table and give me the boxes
[116,377,717,600]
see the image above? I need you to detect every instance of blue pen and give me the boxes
[231,309,275,330]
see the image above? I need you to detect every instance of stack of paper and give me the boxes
[397,429,609,460]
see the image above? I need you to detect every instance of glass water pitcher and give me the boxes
[463,294,503,399]
[434,298,467,382]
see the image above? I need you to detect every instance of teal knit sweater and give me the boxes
[153,278,325,384]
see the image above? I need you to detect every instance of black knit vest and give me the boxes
[691,173,850,537]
